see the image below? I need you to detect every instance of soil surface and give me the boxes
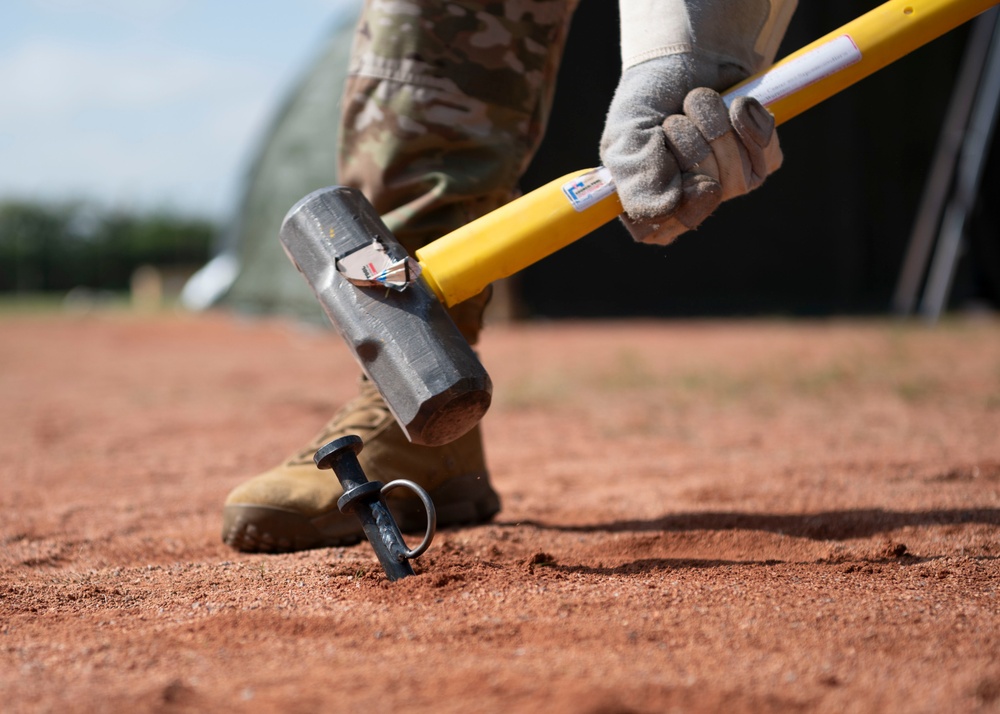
[2,310,999,713]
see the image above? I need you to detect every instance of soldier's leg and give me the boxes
[223,0,579,553]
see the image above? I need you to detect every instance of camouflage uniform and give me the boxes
[339,0,581,255]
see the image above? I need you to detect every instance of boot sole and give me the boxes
[222,472,500,553]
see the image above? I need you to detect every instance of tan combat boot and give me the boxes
[222,289,499,553]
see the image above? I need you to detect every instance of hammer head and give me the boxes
[280,186,491,447]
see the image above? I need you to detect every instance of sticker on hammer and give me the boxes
[336,240,422,291]
[562,167,616,212]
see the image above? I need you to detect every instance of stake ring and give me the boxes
[381,480,437,559]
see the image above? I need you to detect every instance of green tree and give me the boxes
[0,200,217,293]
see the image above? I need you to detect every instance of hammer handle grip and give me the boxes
[416,0,998,307]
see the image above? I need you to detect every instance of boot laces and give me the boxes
[284,380,393,468]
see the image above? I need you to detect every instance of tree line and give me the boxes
[0,199,216,293]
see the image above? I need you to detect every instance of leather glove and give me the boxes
[599,54,783,246]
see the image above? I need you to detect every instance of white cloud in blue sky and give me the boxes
[0,0,357,219]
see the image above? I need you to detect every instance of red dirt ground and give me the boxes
[1,309,999,713]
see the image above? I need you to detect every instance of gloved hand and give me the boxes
[599,54,783,246]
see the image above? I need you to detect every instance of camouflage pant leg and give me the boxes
[338,0,580,255]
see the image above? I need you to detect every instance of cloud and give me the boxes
[0,39,269,119]
[26,0,195,26]
[0,0,356,216]
[0,37,285,216]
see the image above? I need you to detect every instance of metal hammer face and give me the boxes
[280,187,491,447]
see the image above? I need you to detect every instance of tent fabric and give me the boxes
[208,5,361,321]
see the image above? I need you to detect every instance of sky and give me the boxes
[0,0,358,220]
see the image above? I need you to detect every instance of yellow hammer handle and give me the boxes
[417,0,999,307]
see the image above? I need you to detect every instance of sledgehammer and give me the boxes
[281,0,997,447]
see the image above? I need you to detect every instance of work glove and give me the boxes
[599,54,783,246]
[600,0,796,245]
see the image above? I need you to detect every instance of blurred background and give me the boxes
[1,0,997,320]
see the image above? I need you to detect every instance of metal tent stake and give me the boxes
[314,435,436,582]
